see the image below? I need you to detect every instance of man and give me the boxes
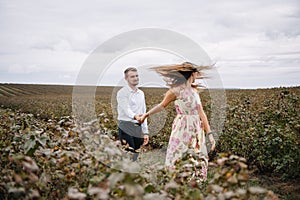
[117,67,149,161]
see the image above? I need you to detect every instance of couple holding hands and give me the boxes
[117,62,216,180]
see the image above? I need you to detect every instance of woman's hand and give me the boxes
[138,113,148,124]
[209,134,216,151]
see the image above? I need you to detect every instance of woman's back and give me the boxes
[173,86,201,116]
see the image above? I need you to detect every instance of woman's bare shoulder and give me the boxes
[169,86,181,97]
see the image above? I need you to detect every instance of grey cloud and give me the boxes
[0,0,299,88]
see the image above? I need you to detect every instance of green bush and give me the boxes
[0,108,277,199]
[218,89,300,179]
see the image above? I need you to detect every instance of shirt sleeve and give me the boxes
[141,92,149,134]
[142,119,149,134]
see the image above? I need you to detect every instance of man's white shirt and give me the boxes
[117,85,148,134]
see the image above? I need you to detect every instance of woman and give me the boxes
[138,62,215,180]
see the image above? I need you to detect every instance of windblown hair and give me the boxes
[150,62,211,88]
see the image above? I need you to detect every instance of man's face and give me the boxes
[125,70,139,87]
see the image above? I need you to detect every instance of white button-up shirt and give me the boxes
[117,85,148,134]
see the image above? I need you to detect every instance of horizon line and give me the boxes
[0,82,299,90]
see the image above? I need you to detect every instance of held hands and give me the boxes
[134,114,149,146]
[139,113,148,124]
[134,114,143,122]
[135,113,148,124]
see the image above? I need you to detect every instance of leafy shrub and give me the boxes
[218,89,300,179]
[0,109,277,199]
[0,85,299,184]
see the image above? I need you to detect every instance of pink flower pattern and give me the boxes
[175,105,182,114]
[183,132,191,143]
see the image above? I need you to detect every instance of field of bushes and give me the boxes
[0,83,299,199]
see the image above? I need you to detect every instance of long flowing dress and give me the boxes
[165,86,208,179]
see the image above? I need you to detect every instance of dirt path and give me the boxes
[252,174,300,200]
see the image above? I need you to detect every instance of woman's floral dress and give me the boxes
[165,86,208,180]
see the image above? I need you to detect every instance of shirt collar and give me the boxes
[125,85,140,93]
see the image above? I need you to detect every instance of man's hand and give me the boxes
[134,114,143,121]
[143,135,149,146]
[138,113,148,124]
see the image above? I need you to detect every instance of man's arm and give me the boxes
[141,91,149,133]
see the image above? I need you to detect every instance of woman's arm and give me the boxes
[139,89,176,122]
[198,102,216,151]
[198,103,211,133]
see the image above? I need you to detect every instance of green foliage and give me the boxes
[0,108,277,199]
[206,153,278,199]
[0,84,299,198]
[218,88,300,179]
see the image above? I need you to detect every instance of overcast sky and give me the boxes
[0,0,299,89]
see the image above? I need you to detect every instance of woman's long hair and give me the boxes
[150,62,211,88]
